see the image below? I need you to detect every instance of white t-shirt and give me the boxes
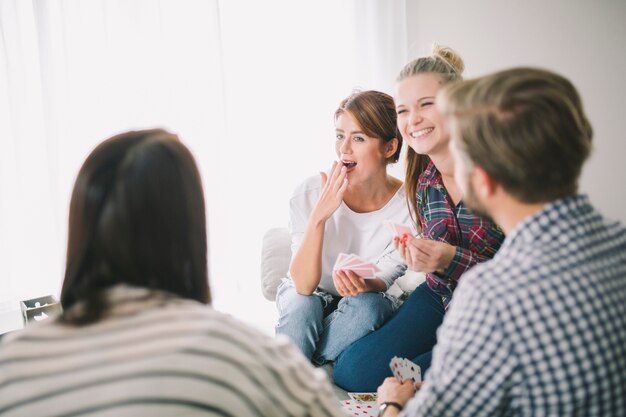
[288,174,411,296]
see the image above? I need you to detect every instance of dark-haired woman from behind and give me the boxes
[0,129,345,417]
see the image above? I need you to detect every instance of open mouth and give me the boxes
[342,161,357,171]
[410,127,434,139]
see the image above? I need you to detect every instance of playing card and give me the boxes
[345,267,376,279]
[333,253,381,279]
[384,220,398,236]
[383,220,413,238]
[340,400,378,416]
[348,392,377,402]
[341,254,365,269]
[336,252,349,266]
[389,356,421,383]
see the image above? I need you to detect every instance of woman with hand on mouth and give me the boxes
[275,90,411,366]
[333,45,505,393]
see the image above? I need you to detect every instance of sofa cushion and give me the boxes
[261,228,292,301]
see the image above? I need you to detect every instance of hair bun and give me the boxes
[431,44,465,75]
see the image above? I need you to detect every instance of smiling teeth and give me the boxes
[411,128,433,138]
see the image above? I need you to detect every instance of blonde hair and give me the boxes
[398,44,465,228]
[439,67,592,203]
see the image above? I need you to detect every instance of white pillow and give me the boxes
[260,228,291,301]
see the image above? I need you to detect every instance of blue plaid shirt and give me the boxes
[403,194,626,417]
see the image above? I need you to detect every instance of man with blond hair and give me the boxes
[375,67,626,417]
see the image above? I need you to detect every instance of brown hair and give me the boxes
[397,44,465,227]
[439,67,593,203]
[61,129,209,325]
[335,90,402,163]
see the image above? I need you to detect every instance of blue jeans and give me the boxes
[333,282,445,392]
[275,278,397,365]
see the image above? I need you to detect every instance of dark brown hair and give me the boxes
[440,67,593,202]
[334,90,402,163]
[61,129,209,325]
[397,45,465,228]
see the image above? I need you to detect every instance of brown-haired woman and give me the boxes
[275,90,411,365]
[0,129,346,417]
[334,46,505,392]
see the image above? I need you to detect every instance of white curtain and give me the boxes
[0,0,407,333]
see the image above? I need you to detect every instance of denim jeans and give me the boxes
[333,282,445,392]
[275,278,397,365]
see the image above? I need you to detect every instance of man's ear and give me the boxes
[384,138,399,159]
[472,166,497,198]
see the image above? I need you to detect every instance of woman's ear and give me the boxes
[384,138,399,159]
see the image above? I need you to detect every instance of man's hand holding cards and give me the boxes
[333,253,381,279]
[389,356,422,384]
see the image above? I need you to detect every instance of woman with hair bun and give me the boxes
[334,46,505,392]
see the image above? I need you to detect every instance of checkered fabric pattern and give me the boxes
[416,161,504,305]
[402,194,626,417]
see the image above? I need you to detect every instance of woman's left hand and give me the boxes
[333,271,387,296]
[395,235,456,274]
[332,270,367,296]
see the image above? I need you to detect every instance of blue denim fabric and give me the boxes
[275,278,397,365]
[333,282,445,392]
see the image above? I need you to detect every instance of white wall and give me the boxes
[406,0,626,224]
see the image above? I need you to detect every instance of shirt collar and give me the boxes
[64,284,190,321]
[419,160,441,187]
[500,193,592,251]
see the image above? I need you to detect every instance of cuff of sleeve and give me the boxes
[377,264,407,289]
[437,246,470,283]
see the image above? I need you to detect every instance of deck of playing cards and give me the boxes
[389,356,422,384]
[340,399,378,416]
[383,220,414,238]
[333,253,381,279]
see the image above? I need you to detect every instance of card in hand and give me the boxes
[383,220,414,238]
[389,356,422,384]
[340,400,378,417]
[333,253,381,279]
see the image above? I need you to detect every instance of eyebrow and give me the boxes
[396,96,436,108]
[336,129,365,135]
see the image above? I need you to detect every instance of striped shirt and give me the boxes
[403,194,626,417]
[0,285,345,417]
[417,161,504,304]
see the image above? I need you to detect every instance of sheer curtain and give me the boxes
[0,0,407,333]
